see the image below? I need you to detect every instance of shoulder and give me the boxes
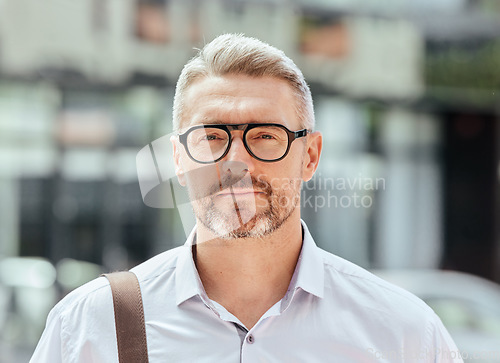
[130,245,185,283]
[31,246,186,362]
[314,248,453,352]
[318,248,436,320]
[313,250,462,359]
[55,245,185,317]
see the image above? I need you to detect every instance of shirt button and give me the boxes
[246,334,255,344]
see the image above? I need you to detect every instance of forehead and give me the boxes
[180,75,300,130]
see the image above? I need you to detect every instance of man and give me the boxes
[31,34,462,362]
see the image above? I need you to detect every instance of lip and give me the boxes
[216,189,264,197]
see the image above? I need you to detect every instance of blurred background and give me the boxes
[0,0,499,361]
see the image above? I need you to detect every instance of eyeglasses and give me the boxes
[178,123,308,164]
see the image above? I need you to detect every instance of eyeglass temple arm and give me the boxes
[293,129,308,139]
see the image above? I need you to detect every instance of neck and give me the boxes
[193,210,303,328]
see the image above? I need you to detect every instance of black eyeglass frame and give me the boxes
[178,123,308,164]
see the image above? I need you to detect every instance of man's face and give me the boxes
[173,75,311,240]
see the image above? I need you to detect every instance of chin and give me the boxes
[198,211,270,240]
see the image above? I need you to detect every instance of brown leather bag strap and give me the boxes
[103,271,149,363]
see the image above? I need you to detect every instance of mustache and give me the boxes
[210,174,272,196]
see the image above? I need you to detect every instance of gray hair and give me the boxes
[172,33,314,132]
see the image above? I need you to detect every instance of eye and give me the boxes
[253,133,277,140]
[200,132,226,141]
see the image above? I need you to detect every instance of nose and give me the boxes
[221,133,255,175]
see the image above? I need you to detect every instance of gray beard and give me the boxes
[192,177,301,240]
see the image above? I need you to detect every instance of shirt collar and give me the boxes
[293,220,325,299]
[175,220,325,306]
[175,227,205,306]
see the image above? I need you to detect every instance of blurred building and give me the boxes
[0,0,499,282]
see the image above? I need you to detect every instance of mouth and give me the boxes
[216,188,265,197]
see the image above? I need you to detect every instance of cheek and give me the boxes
[288,143,306,172]
[181,160,222,191]
[266,158,303,184]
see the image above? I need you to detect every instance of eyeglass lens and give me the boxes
[186,126,289,162]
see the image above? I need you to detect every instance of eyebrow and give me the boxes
[200,119,226,125]
[180,118,291,133]
[196,119,281,125]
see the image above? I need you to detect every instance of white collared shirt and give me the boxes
[30,221,463,362]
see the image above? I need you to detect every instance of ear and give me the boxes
[302,131,322,182]
[170,135,186,186]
